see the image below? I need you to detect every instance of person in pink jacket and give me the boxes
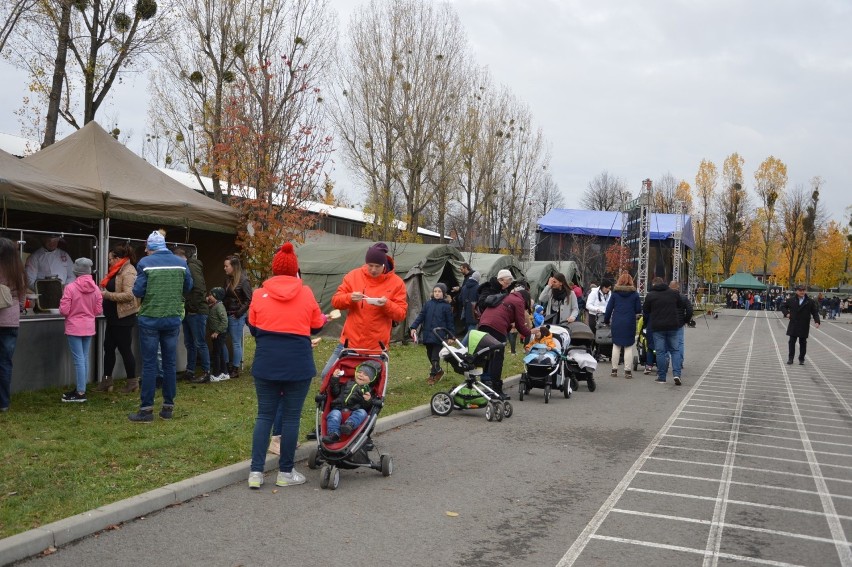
[59,258,103,402]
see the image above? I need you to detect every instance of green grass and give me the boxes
[0,336,525,539]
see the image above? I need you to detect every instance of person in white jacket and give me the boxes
[585,279,613,336]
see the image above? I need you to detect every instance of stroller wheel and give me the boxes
[587,377,597,392]
[320,464,331,489]
[570,377,579,392]
[430,392,453,416]
[380,454,393,477]
[502,401,513,418]
[564,386,571,399]
[518,382,525,401]
[307,447,320,470]
[485,403,494,421]
[493,401,504,422]
[544,384,551,404]
[633,357,639,371]
[329,466,340,491]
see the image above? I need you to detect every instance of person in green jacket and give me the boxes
[206,287,229,382]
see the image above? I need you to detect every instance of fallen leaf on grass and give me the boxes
[445,511,459,517]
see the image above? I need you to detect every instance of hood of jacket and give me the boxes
[75,274,100,294]
[614,285,636,295]
[258,275,304,301]
[650,282,670,292]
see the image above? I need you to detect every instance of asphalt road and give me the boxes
[17,309,852,567]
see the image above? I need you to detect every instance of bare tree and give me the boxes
[147,0,246,201]
[10,0,168,144]
[803,176,827,287]
[0,0,38,53]
[653,171,681,214]
[332,0,468,241]
[581,171,629,211]
[779,185,811,287]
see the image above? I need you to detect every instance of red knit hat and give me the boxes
[272,242,299,276]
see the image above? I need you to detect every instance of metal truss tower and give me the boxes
[672,201,685,285]
[622,179,653,298]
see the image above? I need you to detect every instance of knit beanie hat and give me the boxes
[209,287,225,301]
[356,360,381,382]
[272,242,299,277]
[470,270,481,283]
[434,283,448,296]
[365,242,389,266]
[73,257,93,275]
[146,231,166,252]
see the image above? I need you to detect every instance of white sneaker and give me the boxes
[248,471,264,489]
[276,469,306,487]
[216,373,230,381]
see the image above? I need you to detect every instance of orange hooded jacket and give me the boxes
[331,261,408,350]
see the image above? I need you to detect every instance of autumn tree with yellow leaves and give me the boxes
[753,156,787,281]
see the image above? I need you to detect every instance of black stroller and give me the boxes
[518,325,572,403]
[430,328,514,422]
[633,315,656,371]
[562,321,598,392]
[307,346,393,490]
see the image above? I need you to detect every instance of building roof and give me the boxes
[537,208,695,249]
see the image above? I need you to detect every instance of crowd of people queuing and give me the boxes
[725,288,849,317]
[0,231,835,489]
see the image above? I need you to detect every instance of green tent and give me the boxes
[296,241,464,341]
[718,272,768,290]
[521,260,579,299]
[462,253,526,282]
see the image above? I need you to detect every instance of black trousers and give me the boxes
[478,325,507,393]
[788,335,807,361]
[425,343,442,376]
[211,334,229,376]
[103,324,136,378]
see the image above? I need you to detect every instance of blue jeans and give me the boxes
[67,335,93,393]
[319,342,346,382]
[140,324,180,409]
[182,313,210,373]
[226,313,247,368]
[0,328,19,410]
[676,326,685,355]
[652,329,682,381]
[326,408,368,435]
[251,377,311,473]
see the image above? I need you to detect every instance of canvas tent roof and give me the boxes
[23,122,238,233]
[463,253,525,282]
[296,241,464,340]
[537,208,695,249]
[718,272,768,290]
[522,261,579,299]
[0,149,103,218]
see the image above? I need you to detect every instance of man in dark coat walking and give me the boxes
[780,284,820,365]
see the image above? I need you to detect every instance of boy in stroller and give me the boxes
[321,361,381,443]
[523,325,558,360]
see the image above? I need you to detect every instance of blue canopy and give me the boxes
[537,208,695,250]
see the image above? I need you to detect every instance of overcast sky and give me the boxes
[1,0,849,224]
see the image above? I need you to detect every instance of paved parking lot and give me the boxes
[559,310,852,567]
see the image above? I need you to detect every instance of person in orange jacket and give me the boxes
[319,242,408,380]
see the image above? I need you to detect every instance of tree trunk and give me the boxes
[43,0,72,147]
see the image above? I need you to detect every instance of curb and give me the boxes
[0,375,518,565]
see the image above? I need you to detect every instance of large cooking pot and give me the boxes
[34,278,62,313]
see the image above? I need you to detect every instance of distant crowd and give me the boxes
[726,289,849,319]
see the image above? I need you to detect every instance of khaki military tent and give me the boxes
[24,121,238,233]
[0,149,103,218]
[463,253,525,283]
[296,241,464,341]
[522,261,579,299]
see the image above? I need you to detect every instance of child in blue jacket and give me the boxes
[410,283,454,385]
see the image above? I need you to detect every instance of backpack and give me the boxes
[474,291,507,320]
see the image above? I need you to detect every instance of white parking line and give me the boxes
[655,444,852,470]
[589,535,812,567]
[637,470,852,500]
[645,456,852,484]
[766,317,852,565]
[556,316,750,567]
[612,508,852,546]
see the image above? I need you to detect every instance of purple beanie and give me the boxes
[365,242,389,265]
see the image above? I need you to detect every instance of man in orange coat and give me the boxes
[319,242,408,380]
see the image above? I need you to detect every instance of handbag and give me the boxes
[0,284,14,309]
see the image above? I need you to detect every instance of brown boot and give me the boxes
[96,376,114,392]
[121,378,139,393]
